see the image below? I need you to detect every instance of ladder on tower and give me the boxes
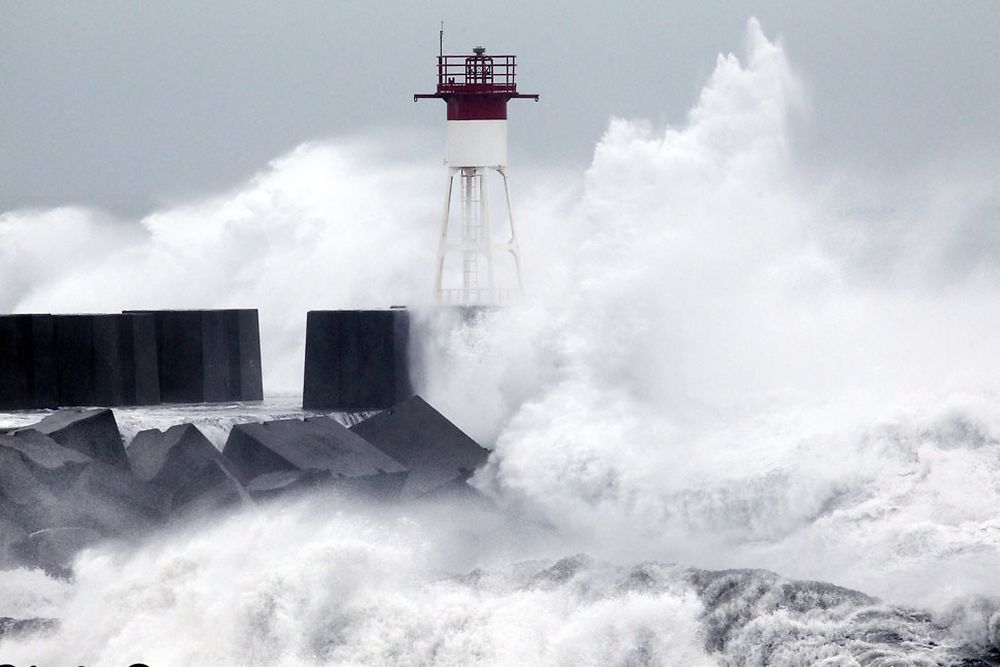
[462,169,482,294]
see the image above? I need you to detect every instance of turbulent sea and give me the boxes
[5,18,1000,666]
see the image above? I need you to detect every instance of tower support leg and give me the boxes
[498,167,524,294]
[434,165,524,306]
[434,170,455,304]
[481,167,496,300]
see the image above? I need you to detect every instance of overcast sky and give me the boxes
[2,1,998,216]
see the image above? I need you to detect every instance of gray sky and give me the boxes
[2,1,998,216]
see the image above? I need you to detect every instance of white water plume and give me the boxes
[420,18,1000,615]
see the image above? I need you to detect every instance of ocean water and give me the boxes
[4,17,1000,665]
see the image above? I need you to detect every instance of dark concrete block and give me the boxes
[128,423,250,514]
[151,310,203,403]
[91,315,128,406]
[238,309,264,400]
[128,424,216,484]
[53,315,94,406]
[245,469,333,502]
[0,445,63,532]
[0,517,28,567]
[130,314,162,405]
[1,429,92,471]
[1,313,159,409]
[0,426,173,571]
[171,475,250,519]
[223,416,407,484]
[18,408,127,469]
[30,315,58,408]
[398,466,475,499]
[302,309,413,411]
[350,395,490,496]
[1,426,164,540]
[0,315,32,408]
[0,315,58,410]
[335,470,409,501]
[244,468,408,503]
[1,429,91,494]
[52,313,161,408]
[63,462,166,533]
[128,309,263,403]
[201,310,228,402]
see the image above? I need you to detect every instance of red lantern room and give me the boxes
[415,47,539,120]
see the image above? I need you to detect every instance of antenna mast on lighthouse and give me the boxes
[415,40,538,306]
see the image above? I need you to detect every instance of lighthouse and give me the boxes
[415,43,538,306]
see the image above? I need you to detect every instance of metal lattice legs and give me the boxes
[434,166,523,306]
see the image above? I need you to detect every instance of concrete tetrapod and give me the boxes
[128,423,251,517]
[15,408,128,468]
[223,416,408,500]
[350,395,490,498]
[0,424,167,573]
[244,469,334,502]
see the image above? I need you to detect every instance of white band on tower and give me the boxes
[446,120,508,168]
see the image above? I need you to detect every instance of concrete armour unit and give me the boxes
[0,313,159,409]
[350,395,490,497]
[245,469,334,502]
[128,424,251,515]
[54,314,161,408]
[127,309,264,403]
[302,309,413,411]
[16,408,128,469]
[222,416,407,484]
[1,418,166,553]
[0,314,57,410]
[2,309,260,408]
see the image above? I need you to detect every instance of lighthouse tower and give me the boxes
[415,44,538,306]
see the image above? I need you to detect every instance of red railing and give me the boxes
[435,54,518,94]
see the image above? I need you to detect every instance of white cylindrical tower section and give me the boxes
[446,120,507,167]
